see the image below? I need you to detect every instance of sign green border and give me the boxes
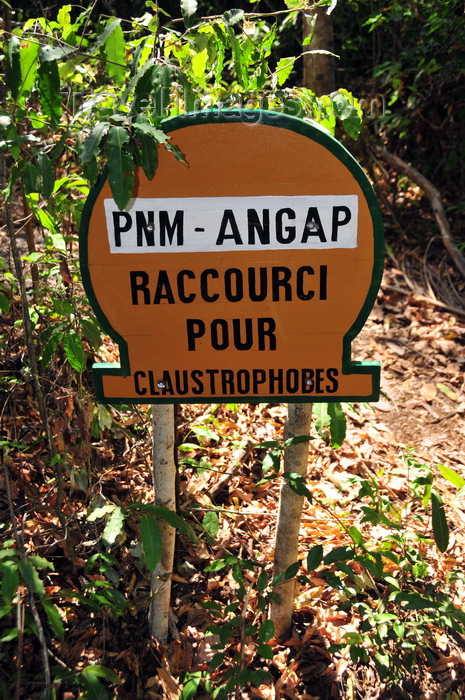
[79,109,384,405]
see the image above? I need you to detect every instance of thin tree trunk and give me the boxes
[303,7,335,95]
[150,404,177,644]
[270,403,313,640]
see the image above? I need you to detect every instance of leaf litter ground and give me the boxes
[1,258,465,700]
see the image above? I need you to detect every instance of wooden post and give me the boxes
[149,404,177,644]
[270,402,313,640]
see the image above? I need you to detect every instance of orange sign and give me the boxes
[80,111,384,404]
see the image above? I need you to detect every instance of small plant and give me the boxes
[301,456,465,687]
[0,538,65,643]
[197,555,293,700]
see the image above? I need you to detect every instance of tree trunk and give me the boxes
[303,7,335,95]
[270,403,313,640]
[149,404,177,644]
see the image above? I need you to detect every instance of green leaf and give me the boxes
[37,52,62,123]
[283,434,312,447]
[258,619,275,643]
[6,36,21,100]
[132,121,165,180]
[340,109,362,140]
[87,504,115,523]
[96,404,113,431]
[180,674,201,700]
[129,61,161,112]
[28,555,54,571]
[257,569,268,592]
[205,559,229,572]
[0,628,18,642]
[23,162,39,194]
[209,652,224,672]
[349,525,364,546]
[284,0,304,8]
[374,651,390,677]
[39,45,76,62]
[262,449,280,474]
[282,472,312,499]
[104,20,126,86]
[79,122,110,165]
[431,491,449,552]
[275,57,295,87]
[313,402,330,440]
[18,558,45,597]
[135,130,158,180]
[191,48,208,89]
[19,41,40,99]
[80,317,102,351]
[324,545,354,565]
[140,515,162,573]
[226,26,247,88]
[373,613,397,623]
[327,402,346,447]
[131,504,194,540]
[331,91,363,140]
[91,19,122,54]
[132,121,170,145]
[391,591,433,610]
[63,330,86,372]
[306,544,323,571]
[40,329,63,367]
[436,383,457,401]
[78,665,121,699]
[257,642,274,660]
[42,599,65,642]
[0,292,10,314]
[342,631,364,644]
[223,9,245,25]
[35,209,59,237]
[37,153,55,199]
[284,560,300,580]
[57,5,72,31]
[355,554,383,578]
[105,126,134,211]
[180,0,198,19]
[102,506,125,548]
[202,511,220,538]
[438,464,465,489]
[0,561,19,602]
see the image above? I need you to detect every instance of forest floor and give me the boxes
[1,232,465,699]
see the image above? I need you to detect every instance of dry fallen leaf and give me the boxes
[420,383,437,401]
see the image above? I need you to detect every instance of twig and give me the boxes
[236,581,254,700]
[428,407,465,425]
[27,590,52,699]
[207,439,257,499]
[382,283,465,317]
[371,145,465,279]
[15,596,24,700]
